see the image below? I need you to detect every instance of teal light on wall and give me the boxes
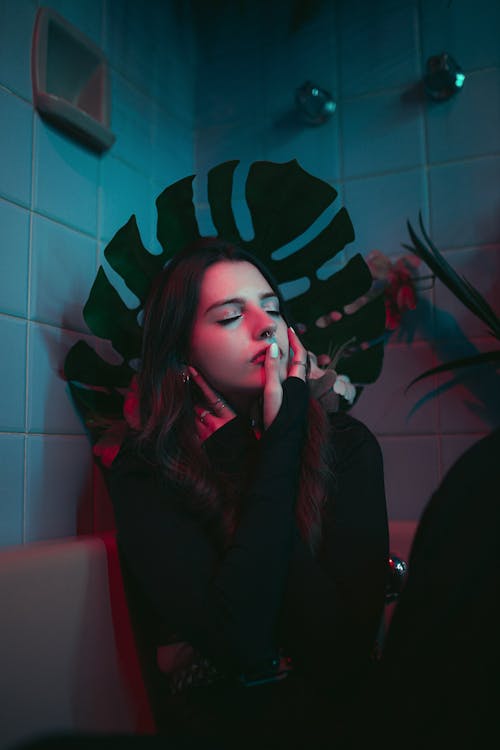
[424,53,465,102]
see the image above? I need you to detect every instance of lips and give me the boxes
[250,344,283,363]
[250,347,270,363]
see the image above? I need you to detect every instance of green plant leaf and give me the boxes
[405,214,500,340]
[66,160,388,422]
[406,349,500,390]
[156,174,200,256]
[64,340,133,387]
[83,267,143,361]
[104,215,168,301]
[68,382,124,445]
[208,160,243,245]
[337,341,385,385]
[243,159,337,257]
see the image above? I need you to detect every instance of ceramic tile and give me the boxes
[99,155,153,247]
[420,0,500,70]
[30,215,97,332]
[195,122,266,190]
[0,0,37,100]
[151,106,194,186]
[104,0,177,98]
[260,0,336,49]
[0,435,24,548]
[350,342,439,436]
[0,90,33,207]
[429,157,500,249]
[342,90,425,178]
[194,0,261,62]
[109,71,153,175]
[379,434,440,522]
[34,118,99,235]
[154,51,196,126]
[434,245,500,341]
[264,112,340,185]
[436,337,500,434]
[338,0,419,97]
[343,169,428,257]
[0,316,27,432]
[426,68,500,164]
[27,322,91,434]
[0,200,30,317]
[197,44,263,127]
[25,435,93,542]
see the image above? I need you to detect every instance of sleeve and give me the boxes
[278,411,389,689]
[107,377,309,678]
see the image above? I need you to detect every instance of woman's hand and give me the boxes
[262,327,307,430]
[188,366,237,442]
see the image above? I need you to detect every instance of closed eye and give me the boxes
[217,315,242,326]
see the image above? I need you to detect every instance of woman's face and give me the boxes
[189,260,289,403]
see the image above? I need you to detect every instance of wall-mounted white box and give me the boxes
[32,7,115,153]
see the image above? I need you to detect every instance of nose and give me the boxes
[252,306,277,340]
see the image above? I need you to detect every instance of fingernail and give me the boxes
[188,365,198,376]
[289,326,296,334]
[270,342,279,358]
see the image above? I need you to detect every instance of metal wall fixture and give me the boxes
[295,81,336,125]
[423,53,465,101]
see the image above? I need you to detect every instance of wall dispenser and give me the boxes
[32,7,115,153]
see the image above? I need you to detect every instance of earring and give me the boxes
[181,369,190,384]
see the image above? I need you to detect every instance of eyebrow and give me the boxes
[205,292,278,315]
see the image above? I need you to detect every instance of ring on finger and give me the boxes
[199,409,210,423]
[211,397,226,410]
[291,360,307,369]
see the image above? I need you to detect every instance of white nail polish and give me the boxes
[270,342,279,358]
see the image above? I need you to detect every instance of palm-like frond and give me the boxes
[404,214,500,387]
[65,160,387,442]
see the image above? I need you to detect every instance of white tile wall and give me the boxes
[0,316,27,432]
[25,435,93,542]
[0,0,196,547]
[30,215,97,332]
[0,89,33,207]
[0,435,24,547]
[0,0,37,100]
[0,200,30,317]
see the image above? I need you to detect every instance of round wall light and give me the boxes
[295,81,336,125]
[424,53,465,101]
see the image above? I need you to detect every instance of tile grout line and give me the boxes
[23,101,38,544]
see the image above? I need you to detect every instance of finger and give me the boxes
[263,341,283,429]
[188,367,234,416]
[287,327,307,381]
[263,341,282,390]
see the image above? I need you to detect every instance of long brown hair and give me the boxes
[135,238,333,554]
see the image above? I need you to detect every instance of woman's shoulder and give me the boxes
[109,434,158,479]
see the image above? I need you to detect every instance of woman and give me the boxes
[107,238,389,748]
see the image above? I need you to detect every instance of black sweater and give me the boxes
[108,378,389,691]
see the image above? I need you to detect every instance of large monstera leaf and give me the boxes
[65,160,385,444]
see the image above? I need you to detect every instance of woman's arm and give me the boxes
[279,412,389,688]
[108,377,309,678]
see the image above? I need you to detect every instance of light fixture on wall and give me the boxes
[295,81,336,125]
[423,53,465,101]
